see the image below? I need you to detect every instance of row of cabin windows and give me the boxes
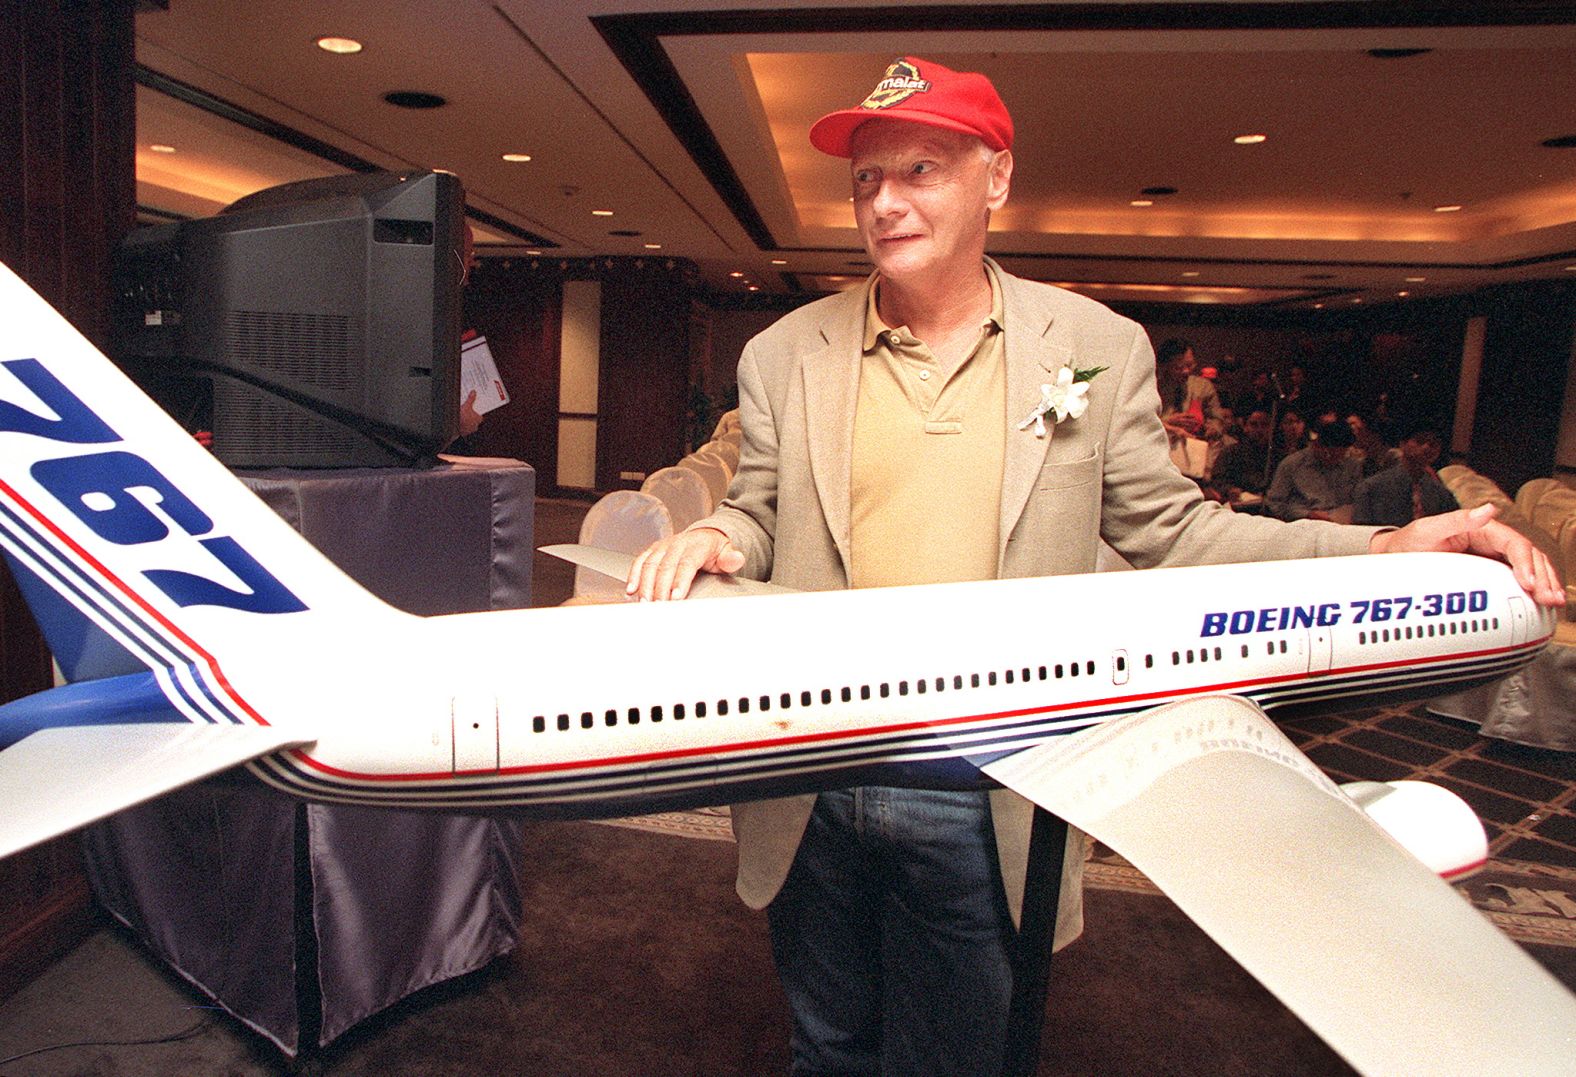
[1358,618,1497,645]
[1142,639,1290,670]
[528,658,1102,733]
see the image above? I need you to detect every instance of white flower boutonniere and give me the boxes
[1017,365,1107,438]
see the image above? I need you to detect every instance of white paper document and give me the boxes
[460,334,510,415]
[981,695,1576,1077]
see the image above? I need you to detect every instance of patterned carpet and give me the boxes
[599,702,1576,948]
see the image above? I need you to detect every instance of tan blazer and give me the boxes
[701,262,1376,945]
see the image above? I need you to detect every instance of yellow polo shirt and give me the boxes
[849,265,1007,589]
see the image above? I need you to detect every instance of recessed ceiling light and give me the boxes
[1351,297,1363,304]
[1130,199,1154,207]
[1433,204,1463,213]
[383,91,446,109]
[1314,303,1325,309]
[771,259,788,266]
[748,285,760,292]
[1233,134,1267,145]
[525,249,542,256]
[1397,290,1410,297]
[644,243,662,250]
[315,36,363,54]
[501,153,532,163]
[1565,265,1576,272]
[1181,271,1200,278]
[729,271,745,278]
[1405,276,1426,282]
[148,144,176,154]
[591,209,614,217]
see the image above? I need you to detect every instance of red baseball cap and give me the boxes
[809,57,1013,158]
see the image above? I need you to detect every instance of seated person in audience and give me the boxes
[1232,367,1278,416]
[1212,408,1276,502]
[1283,362,1314,412]
[1347,410,1399,478]
[1266,418,1363,522]
[1273,407,1308,467]
[1155,337,1225,440]
[1352,427,1458,527]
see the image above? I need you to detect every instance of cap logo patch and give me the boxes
[860,59,931,111]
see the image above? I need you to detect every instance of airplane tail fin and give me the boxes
[0,260,401,690]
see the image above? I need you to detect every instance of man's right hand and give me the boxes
[626,527,746,602]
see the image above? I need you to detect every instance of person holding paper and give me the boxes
[450,221,510,446]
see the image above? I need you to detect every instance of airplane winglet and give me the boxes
[0,724,314,859]
[540,543,797,599]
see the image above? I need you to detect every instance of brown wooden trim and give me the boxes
[0,849,95,1005]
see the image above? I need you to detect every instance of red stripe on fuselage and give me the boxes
[284,638,1542,785]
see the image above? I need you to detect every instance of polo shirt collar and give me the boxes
[862,263,1005,353]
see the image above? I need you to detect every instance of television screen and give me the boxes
[115,169,464,468]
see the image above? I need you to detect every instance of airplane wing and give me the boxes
[0,724,313,860]
[978,694,1576,1077]
[540,543,798,599]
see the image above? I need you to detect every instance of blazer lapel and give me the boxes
[998,268,1072,565]
[802,284,867,575]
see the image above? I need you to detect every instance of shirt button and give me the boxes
[918,370,931,381]
[888,332,902,347]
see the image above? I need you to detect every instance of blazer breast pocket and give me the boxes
[1035,449,1101,493]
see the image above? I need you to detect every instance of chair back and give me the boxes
[641,466,713,532]
[1516,477,1561,519]
[680,452,731,507]
[697,438,740,473]
[574,490,673,602]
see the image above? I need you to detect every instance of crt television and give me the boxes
[115,169,464,468]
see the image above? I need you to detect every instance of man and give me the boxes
[1353,427,1458,527]
[456,221,485,439]
[1265,418,1364,522]
[627,57,1560,1076]
[1155,337,1225,440]
[1347,410,1400,478]
[1212,407,1276,501]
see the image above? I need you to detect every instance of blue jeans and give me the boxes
[765,787,1014,1077]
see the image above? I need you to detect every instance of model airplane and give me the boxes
[1,259,1573,1074]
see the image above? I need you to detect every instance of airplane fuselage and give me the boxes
[228,551,1551,817]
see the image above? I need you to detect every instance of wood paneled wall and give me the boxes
[1468,281,1576,496]
[464,276,564,488]
[595,268,693,490]
[464,257,697,495]
[0,0,137,1002]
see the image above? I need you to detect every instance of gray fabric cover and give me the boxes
[1429,642,1576,752]
[82,463,535,1055]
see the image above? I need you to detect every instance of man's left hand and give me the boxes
[1369,503,1565,608]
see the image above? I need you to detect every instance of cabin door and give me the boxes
[452,695,500,773]
[1507,596,1530,646]
[1111,649,1129,685]
[1307,626,1333,673]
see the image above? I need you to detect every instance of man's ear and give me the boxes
[986,149,1013,211]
